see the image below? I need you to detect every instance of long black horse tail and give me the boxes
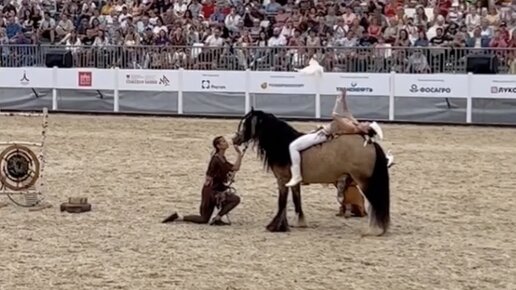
[363,142,391,235]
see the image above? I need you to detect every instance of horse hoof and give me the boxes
[266,225,290,232]
[296,221,308,228]
[360,229,374,237]
[266,222,290,232]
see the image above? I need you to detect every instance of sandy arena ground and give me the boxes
[0,114,515,290]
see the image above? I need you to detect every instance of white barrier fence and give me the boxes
[1,67,516,123]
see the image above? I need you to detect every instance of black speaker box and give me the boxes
[45,50,73,68]
[466,54,498,74]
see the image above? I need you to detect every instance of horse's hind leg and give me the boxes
[266,178,290,232]
[291,185,307,228]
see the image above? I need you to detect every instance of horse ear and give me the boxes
[251,106,255,112]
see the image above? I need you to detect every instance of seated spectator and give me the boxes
[55,14,74,39]
[466,26,490,47]
[465,6,481,31]
[268,27,287,46]
[490,29,508,47]
[430,27,451,46]
[0,0,514,73]
[480,19,493,38]
[414,30,430,47]
[6,16,22,40]
[265,0,281,14]
[224,7,241,34]
[407,48,430,73]
[394,29,411,46]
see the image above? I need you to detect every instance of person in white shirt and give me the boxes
[38,11,55,43]
[55,13,74,38]
[224,7,241,34]
[92,30,110,47]
[205,27,224,47]
[82,0,97,14]
[280,20,295,38]
[465,7,481,31]
[333,18,348,40]
[60,30,82,53]
[173,0,187,16]
[118,5,132,25]
[136,15,153,34]
[152,16,168,35]
[426,14,445,40]
[267,27,287,46]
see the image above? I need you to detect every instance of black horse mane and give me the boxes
[244,110,303,171]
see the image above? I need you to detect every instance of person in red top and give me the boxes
[437,0,452,17]
[163,136,243,225]
[202,0,215,19]
[490,29,508,48]
[499,22,510,44]
[383,0,396,18]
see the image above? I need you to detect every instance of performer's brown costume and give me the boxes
[182,154,241,224]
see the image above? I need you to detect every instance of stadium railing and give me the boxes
[1,44,513,74]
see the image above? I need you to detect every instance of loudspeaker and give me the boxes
[45,50,73,68]
[466,54,498,74]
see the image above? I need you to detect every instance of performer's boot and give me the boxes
[286,165,302,187]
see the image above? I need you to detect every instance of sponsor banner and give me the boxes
[118,69,177,91]
[56,68,114,90]
[250,71,316,94]
[182,70,244,92]
[0,67,53,88]
[470,75,516,99]
[320,73,390,96]
[394,74,467,98]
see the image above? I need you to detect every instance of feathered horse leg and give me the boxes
[266,170,291,232]
[291,184,307,228]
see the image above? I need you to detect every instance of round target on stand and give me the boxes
[0,144,40,191]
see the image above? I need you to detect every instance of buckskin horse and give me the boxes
[232,108,390,236]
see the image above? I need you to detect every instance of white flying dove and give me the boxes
[295,58,324,76]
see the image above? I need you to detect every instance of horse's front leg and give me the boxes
[291,185,307,228]
[266,180,290,232]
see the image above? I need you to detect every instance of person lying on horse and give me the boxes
[285,87,386,187]
[162,136,242,226]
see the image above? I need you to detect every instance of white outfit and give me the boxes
[285,94,344,187]
[287,129,329,186]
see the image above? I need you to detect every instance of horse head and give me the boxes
[232,107,263,146]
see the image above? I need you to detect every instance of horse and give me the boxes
[232,108,391,236]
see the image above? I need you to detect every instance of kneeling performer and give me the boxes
[285,88,385,187]
[163,136,242,225]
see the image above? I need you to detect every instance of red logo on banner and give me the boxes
[78,72,92,87]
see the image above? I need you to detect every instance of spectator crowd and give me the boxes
[1,0,516,72]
